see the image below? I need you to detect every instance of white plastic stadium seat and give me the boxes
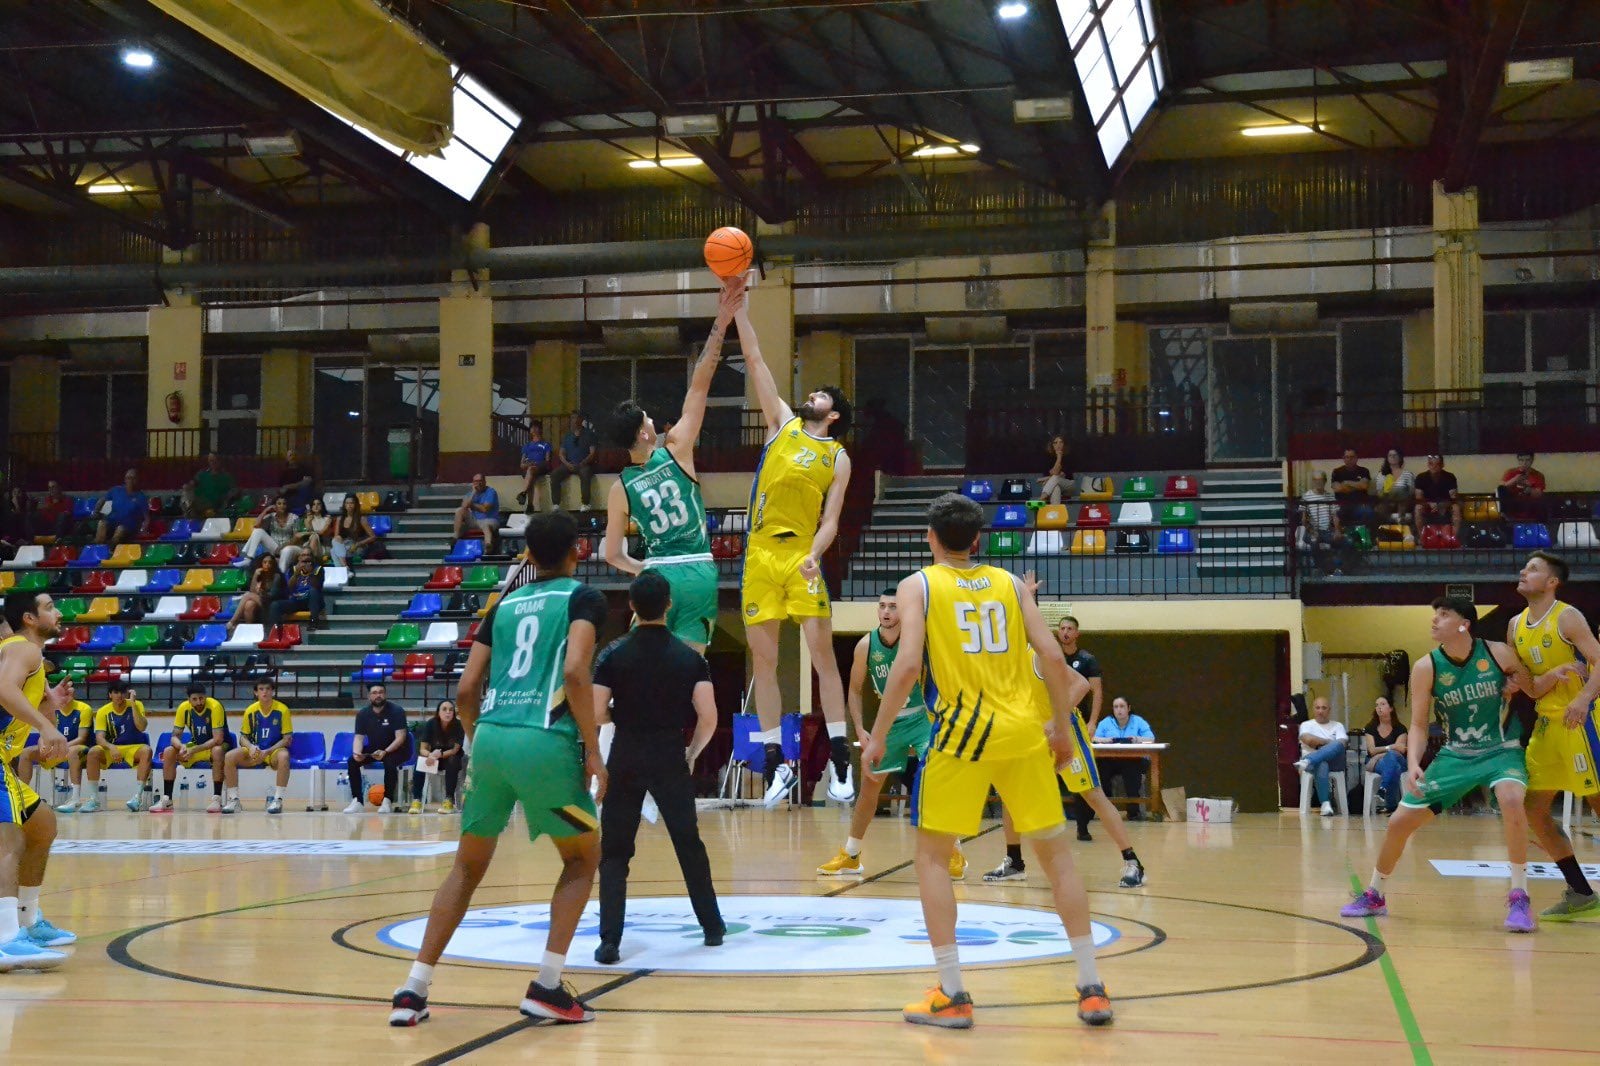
[1115,502,1155,526]
[165,654,201,684]
[419,621,459,648]
[109,570,147,594]
[1556,522,1599,549]
[129,654,168,685]
[503,513,530,535]
[1027,530,1066,555]
[199,518,232,539]
[222,624,265,650]
[721,512,749,533]
[147,596,188,621]
[323,566,350,590]
[323,491,346,515]
[4,546,44,570]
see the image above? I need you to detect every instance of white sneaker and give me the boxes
[827,763,855,803]
[762,763,796,809]
[265,796,283,815]
[206,796,223,813]
[641,793,660,825]
[78,796,101,814]
[377,799,393,813]
[343,798,365,814]
[55,800,80,814]
[221,798,242,814]
[149,796,173,813]
[1320,801,1335,816]
[125,793,146,813]
[1293,759,1309,773]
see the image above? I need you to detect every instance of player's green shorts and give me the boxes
[1400,744,1528,811]
[872,711,932,776]
[650,558,719,647]
[460,723,597,841]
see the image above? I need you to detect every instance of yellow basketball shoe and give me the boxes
[903,986,974,1029]
[948,849,969,880]
[817,848,864,876]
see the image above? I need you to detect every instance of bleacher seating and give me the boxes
[1035,504,1069,530]
[986,531,1024,556]
[1421,526,1459,550]
[1070,530,1107,555]
[1077,503,1111,528]
[108,570,146,594]
[199,542,239,566]
[177,596,221,621]
[209,570,248,594]
[1115,529,1152,554]
[379,624,420,651]
[392,653,435,681]
[1157,529,1196,553]
[992,505,1028,529]
[70,545,111,570]
[1513,523,1552,551]
[419,622,459,648]
[1077,475,1114,501]
[960,479,994,503]
[1115,502,1154,526]
[352,653,395,683]
[174,569,214,594]
[258,625,303,651]
[443,539,483,565]
[1121,476,1156,499]
[81,625,124,653]
[1028,530,1066,555]
[1557,522,1599,549]
[117,626,160,653]
[1160,502,1198,526]
[88,655,131,683]
[222,624,265,650]
[4,546,45,570]
[1165,475,1198,498]
[457,621,480,647]
[141,569,183,595]
[184,624,227,651]
[400,594,443,620]
[161,519,201,541]
[423,566,463,591]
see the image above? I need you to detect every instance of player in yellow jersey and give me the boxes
[84,680,154,812]
[1506,551,1600,920]
[864,493,1112,1029]
[15,677,93,810]
[0,591,79,967]
[732,279,857,808]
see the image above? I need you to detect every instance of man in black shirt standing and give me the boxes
[1413,453,1462,536]
[345,684,409,813]
[590,571,722,963]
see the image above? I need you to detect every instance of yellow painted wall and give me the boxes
[529,339,579,415]
[1402,309,1433,391]
[1292,453,1597,495]
[259,349,312,426]
[7,355,60,436]
[438,291,494,454]
[797,331,849,394]
[745,269,794,405]
[146,300,203,450]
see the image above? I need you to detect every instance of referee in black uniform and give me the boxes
[591,571,723,964]
[1058,616,1104,840]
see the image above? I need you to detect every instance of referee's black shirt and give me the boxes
[593,626,708,753]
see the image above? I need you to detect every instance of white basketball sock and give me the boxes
[1510,863,1528,893]
[537,950,565,989]
[1071,935,1100,986]
[1370,868,1389,895]
[844,837,863,857]
[404,961,433,996]
[0,898,19,942]
[932,943,963,995]
[825,720,847,740]
[17,886,40,928]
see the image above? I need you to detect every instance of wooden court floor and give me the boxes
[2,804,1597,1064]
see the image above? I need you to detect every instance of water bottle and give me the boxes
[336,772,348,790]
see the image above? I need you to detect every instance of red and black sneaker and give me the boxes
[519,980,595,1024]
[389,988,430,1027]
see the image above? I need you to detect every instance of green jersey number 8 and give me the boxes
[507,615,541,679]
[641,481,690,535]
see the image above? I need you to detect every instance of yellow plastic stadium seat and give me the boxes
[1069,530,1107,555]
[1375,525,1415,550]
[174,569,215,594]
[1035,504,1071,530]
[477,591,501,618]
[0,573,12,590]
[1077,475,1114,501]
[108,543,143,566]
[224,517,256,542]
[358,491,381,513]
[77,597,120,623]
[1462,498,1500,523]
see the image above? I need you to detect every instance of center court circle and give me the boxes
[376,895,1121,974]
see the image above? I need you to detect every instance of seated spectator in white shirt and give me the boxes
[1377,449,1416,525]
[1299,471,1352,574]
[1093,696,1155,819]
[1295,697,1349,816]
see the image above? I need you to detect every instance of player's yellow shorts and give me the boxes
[1056,712,1101,795]
[170,746,217,768]
[914,744,1063,838]
[101,742,150,767]
[1525,714,1600,796]
[31,746,84,771]
[0,764,41,825]
[741,535,830,625]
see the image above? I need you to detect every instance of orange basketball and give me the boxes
[704,226,752,278]
[368,783,385,806]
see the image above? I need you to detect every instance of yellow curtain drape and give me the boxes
[150,0,453,154]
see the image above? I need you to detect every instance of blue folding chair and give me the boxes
[287,732,329,810]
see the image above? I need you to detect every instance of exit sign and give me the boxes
[1445,583,1474,601]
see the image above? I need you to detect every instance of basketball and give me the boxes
[703,226,752,278]
[367,784,385,806]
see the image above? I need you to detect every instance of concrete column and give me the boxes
[1085,203,1118,391]
[529,339,579,419]
[1432,182,1483,391]
[437,286,494,482]
[147,295,204,457]
[259,349,312,426]
[796,331,851,395]
[7,355,61,451]
[745,268,795,407]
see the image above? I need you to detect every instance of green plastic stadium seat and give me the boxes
[208,569,248,594]
[117,625,161,653]
[55,598,87,623]
[986,531,1024,557]
[378,623,421,651]
[1121,476,1156,500]
[461,564,501,591]
[1159,501,1198,526]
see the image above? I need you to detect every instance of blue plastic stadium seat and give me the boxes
[140,568,183,595]
[69,545,111,569]
[288,732,327,771]
[351,653,395,683]
[1157,528,1196,554]
[367,515,394,538]
[399,593,443,620]
[1512,523,1552,551]
[72,498,97,521]
[161,520,201,542]
[81,625,125,653]
[183,624,226,651]
[324,731,357,770]
[443,539,484,564]
[960,479,994,503]
[991,504,1028,529]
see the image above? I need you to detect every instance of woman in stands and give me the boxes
[1378,449,1415,527]
[1362,695,1408,815]
[331,494,378,566]
[1040,435,1073,505]
[226,554,284,636]
[284,496,333,569]
[408,699,466,815]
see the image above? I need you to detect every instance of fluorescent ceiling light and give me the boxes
[997,2,1030,18]
[85,183,136,195]
[911,144,978,158]
[122,48,155,69]
[1506,57,1572,85]
[1241,123,1317,137]
[628,157,704,169]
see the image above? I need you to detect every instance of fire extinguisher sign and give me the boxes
[174,361,187,381]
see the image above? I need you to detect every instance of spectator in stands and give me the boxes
[235,494,299,569]
[344,684,409,814]
[1039,435,1072,504]
[1299,471,1352,575]
[1093,696,1155,820]
[36,481,76,541]
[277,448,317,513]
[331,493,378,566]
[226,554,283,637]
[1295,696,1349,816]
[1377,449,1416,526]
[453,473,501,555]
[188,452,238,519]
[1498,451,1547,523]
[94,469,148,545]
[409,699,465,814]
[283,496,332,569]
[1330,448,1374,527]
[268,550,327,630]
[1413,453,1462,536]
[550,411,598,511]
[1362,694,1408,815]
[517,419,553,515]
[0,486,31,558]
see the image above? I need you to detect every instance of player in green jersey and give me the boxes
[816,589,967,879]
[602,279,743,653]
[389,512,609,1028]
[1340,596,1560,932]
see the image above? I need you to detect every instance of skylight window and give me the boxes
[1059,0,1165,166]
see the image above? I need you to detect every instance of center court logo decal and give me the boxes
[376,894,1120,973]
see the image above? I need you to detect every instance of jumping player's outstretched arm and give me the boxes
[1403,656,1434,796]
[801,451,852,581]
[602,479,643,577]
[846,635,870,742]
[1557,607,1600,727]
[863,575,924,768]
[667,277,743,474]
[732,287,793,437]
[1012,573,1089,764]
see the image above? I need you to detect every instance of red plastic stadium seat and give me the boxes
[424,566,464,591]
[1165,474,1198,498]
[1076,503,1111,528]
[456,620,480,648]
[87,656,132,683]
